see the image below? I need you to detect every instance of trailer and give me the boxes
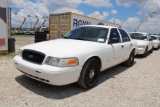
[0,0,10,54]
[49,12,122,39]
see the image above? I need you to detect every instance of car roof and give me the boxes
[129,32,148,35]
[150,35,159,37]
[82,25,119,29]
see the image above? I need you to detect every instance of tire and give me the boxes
[156,46,159,50]
[142,47,148,57]
[77,58,100,89]
[124,50,135,67]
[149,47,153,53]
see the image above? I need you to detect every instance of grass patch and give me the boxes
[0,53,17,58]
[11,35,34,38]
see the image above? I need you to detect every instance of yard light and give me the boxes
[135,12,156,31]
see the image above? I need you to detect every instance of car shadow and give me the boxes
[15,61,136,100]
[135,52,152,59]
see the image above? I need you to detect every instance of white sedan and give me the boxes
[149,35,160,50]
[14,25,137,89]
[129,32,153,57]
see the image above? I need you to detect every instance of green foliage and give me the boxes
[0,53,17,58]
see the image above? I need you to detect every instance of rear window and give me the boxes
[119,29,130,42]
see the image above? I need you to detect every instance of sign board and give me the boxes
[49,12,122,39]
[0,0,8,52]
[71,13,121,29]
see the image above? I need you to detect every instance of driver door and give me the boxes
[107,28,124,66]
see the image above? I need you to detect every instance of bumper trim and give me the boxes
[19,69,50,83]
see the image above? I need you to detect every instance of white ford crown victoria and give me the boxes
[129,32,153,57]
[149,35,160,50]
[14,25,137,89]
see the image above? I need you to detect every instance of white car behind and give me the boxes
[149,35,160,50]
[129,32,153,57]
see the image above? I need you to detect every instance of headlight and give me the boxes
[138,45,145,48]
[44,56,79,67]
[18,49,23,57]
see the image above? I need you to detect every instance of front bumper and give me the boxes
[153,44,159,49]
[13,56,82,86]
[136,48,145,55]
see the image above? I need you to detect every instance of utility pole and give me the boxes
[135,12,156,31]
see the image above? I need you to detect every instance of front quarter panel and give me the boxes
[75,43,110,71]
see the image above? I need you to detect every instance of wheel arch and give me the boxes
[132,48,136,55]
[83,56,102,71]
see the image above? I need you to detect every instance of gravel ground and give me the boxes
[0,36,160,107]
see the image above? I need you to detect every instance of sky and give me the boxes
[8,0,160,33]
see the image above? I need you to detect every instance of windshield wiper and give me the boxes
[71,37,87,41]
[62,36,70,39]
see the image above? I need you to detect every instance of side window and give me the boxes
[108,28,121,44]
[119,29,131,42]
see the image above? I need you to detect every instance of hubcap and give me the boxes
[130,55,133,62]
[89,70,95,78]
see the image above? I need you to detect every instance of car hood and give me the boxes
[153,40,160,44]
[21,39,101,57]
[132,39,148,45]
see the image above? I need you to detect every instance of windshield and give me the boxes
[63,26,108,43]
[130,33,147,40]
[150,36,158,40]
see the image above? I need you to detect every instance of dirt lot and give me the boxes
[0,36,160,107]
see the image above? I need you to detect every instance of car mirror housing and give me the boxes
[108,38,119,44]
[144,39,148,41]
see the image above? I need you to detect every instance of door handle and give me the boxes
[121,45,124,48]
[130,44,132,46]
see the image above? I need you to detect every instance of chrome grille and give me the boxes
[22,49,45,64]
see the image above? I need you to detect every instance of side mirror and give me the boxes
[108,38,119,44]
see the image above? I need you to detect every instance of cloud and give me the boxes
[109,18,122,25]
[53,7,83,15]
[43,0,82,13]
[9,0,36,9]
[122,17,140,31]
[115,0,160,33]
[112,16,160,33]
[88,11,109,20]
[8,0,160,34]
[83,0,112,7]
[116,0,134,7]
[136,11,142,15]
[9,0,83,28]
[136,18,160,33]
[111,10,118,14]
[116,0,160,14]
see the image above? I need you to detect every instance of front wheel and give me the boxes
[77,58,100,89]
[124,50,135,67]
[142,47,148,57]
[149,47,153,53]
[156,46,159,50]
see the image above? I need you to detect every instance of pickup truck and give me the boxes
[14,25,137,89]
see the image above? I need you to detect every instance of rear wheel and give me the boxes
[124,50,135,67]
[78,58,100,89]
